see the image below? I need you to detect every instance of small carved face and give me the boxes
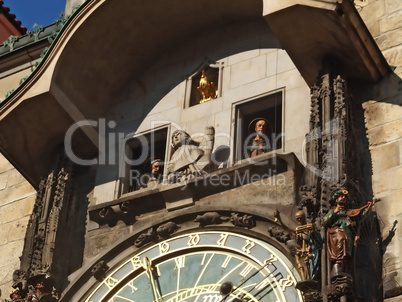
[172,131,190,148]
[255,120,266,135]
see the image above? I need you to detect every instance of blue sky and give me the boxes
[3,0,66,30]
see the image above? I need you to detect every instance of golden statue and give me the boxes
[197,70,217,103]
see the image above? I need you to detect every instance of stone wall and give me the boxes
[0,154,35,298]
[361,0,402,78]
[360,0,402,299]
[363,98,402,299]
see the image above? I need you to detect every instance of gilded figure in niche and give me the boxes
[197,70,217,103]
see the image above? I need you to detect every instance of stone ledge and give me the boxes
[88,152,302,226]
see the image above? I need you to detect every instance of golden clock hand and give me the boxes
[142,257,163,302]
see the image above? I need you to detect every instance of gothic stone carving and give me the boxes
[194,212,230,227]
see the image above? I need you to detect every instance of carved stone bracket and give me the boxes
[230,213,256,229]
[134,221,181,248]
[194,212,230,227]
[91,260,109,282]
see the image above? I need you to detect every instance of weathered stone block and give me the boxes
[380,12,402,33]
[363,100,402,129]
[0,182,35,207]
[0,172,8,190]
[230,55,266,88]
[370,141,400,172]
[386,0,402,14]
[366,120,402,146]
[0,155,14,173]
[372,167,402,194]
[383,46,402,68]
[6,169,28,188]
[228,49,260,66]
[360,1,385,22]
[0,240,24,267]
[366,19,381,37]
[0,196,35,224]
[376,30,402,51]
[0,217,30,245]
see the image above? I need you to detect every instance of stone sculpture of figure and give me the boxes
[167,126,214,183]
[247,118,271,157]
[274,209,320,281]
[322,188,377,277]
[26,275,57,302]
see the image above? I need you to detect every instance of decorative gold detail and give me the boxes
[295,223,313,232]
[278,275,294,292]
[159,241,170,254]
[217,233,229,246]
[142,257,163,302]
[255,277,271,290]
[240,264,254,277]
[222,256,232,268]
[188,234,200,246]
[242,240,255,254]
[264,255,278,266]
[130,256,142,269]
[197,70,217,103]
[174,256,186,269]
[104,276,119,288]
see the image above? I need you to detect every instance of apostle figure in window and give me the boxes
[247,118,271,157]
[146,158,163,188]
[167,126,214,183]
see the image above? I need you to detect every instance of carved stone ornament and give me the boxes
[12,269,28,292]
[302,289,323,302]
[156,221,181,238]
[230,213,256,229]
[91,260,109,281]
[331,273,353,297]
[16,156,74,298]
[134,228,157,248]
[194,212,230,227]
[267,226,292,244]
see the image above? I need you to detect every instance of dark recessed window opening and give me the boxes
[234,92,283,162]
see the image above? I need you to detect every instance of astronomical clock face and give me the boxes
[86,231,302,302]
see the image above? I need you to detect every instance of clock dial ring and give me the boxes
[86,231,302,302]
